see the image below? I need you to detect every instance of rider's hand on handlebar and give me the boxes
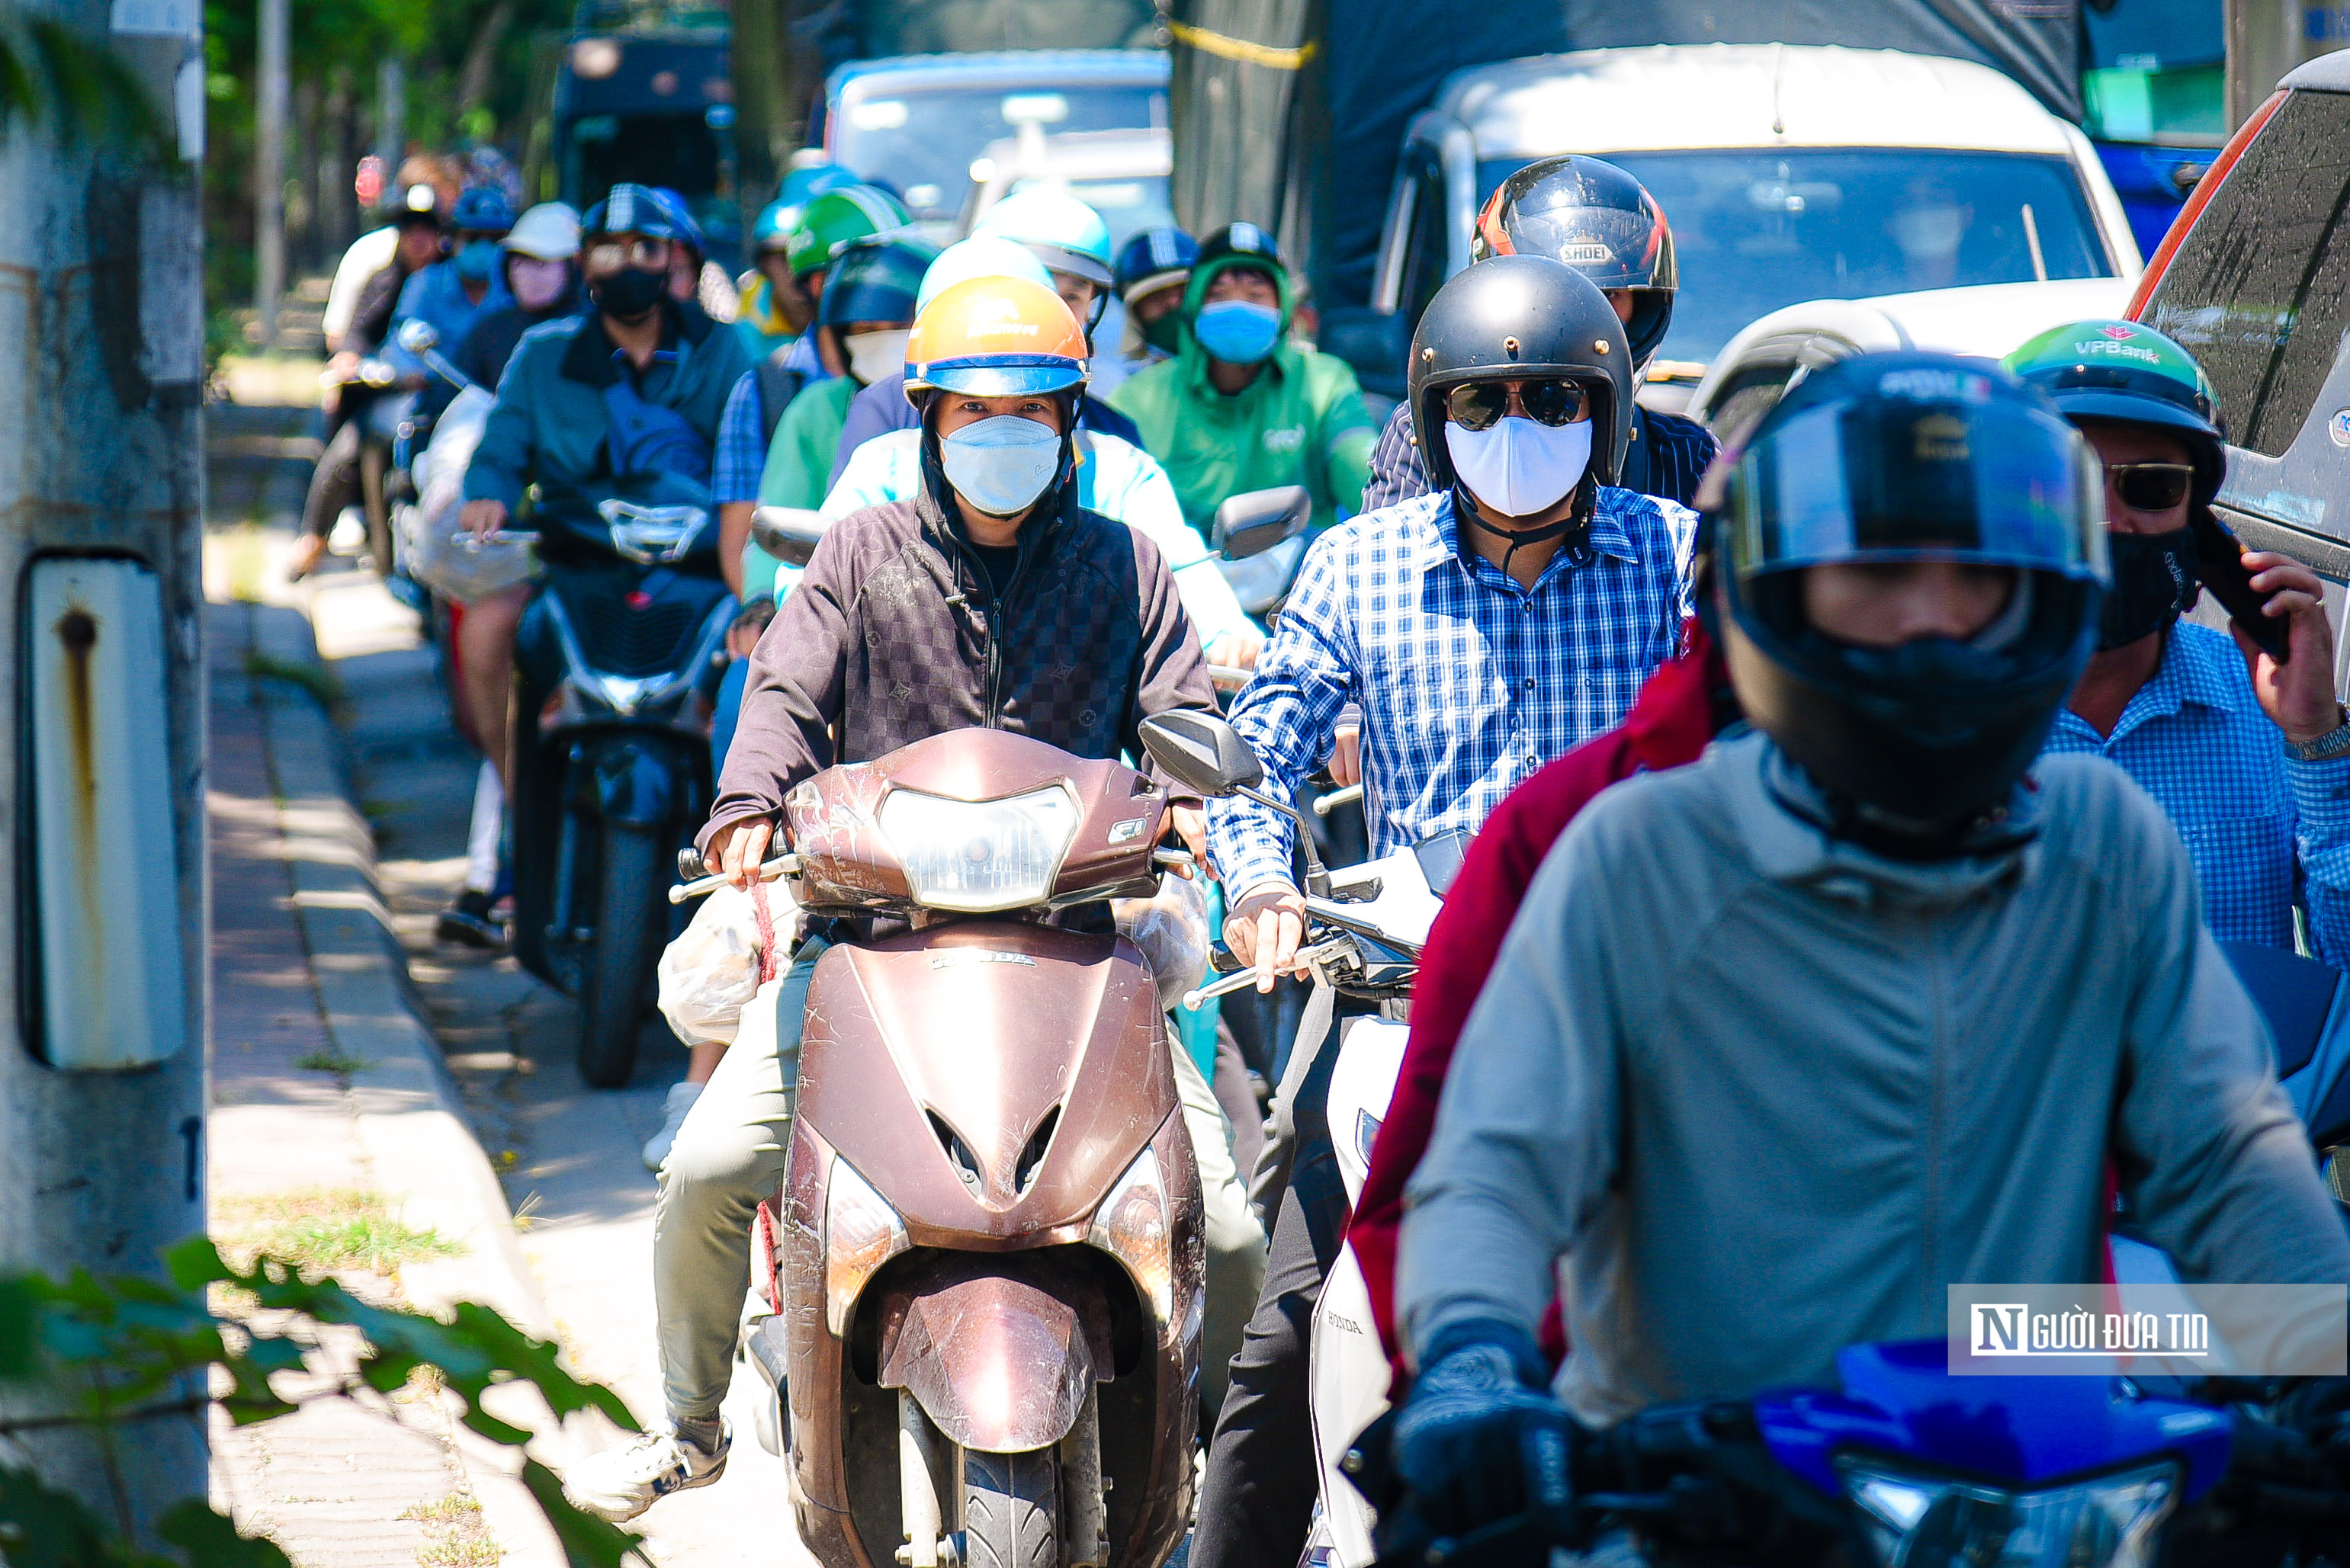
[1168,804,1209,880]
[1225,882,1309,992]
[708,817,777,891]
[460,499,508,540]
[1205,629,1263,673]
[1328,723,1362,788]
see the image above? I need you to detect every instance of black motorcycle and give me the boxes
[474,501,736,1086]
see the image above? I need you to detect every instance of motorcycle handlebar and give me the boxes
[448,530,540,550]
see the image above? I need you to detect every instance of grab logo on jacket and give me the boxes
[1263,425,1305,454]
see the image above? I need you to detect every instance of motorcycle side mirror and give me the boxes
[395,318,441,354]
[1412,829,1471,899]
[1212,486,1311,560]
[753,505,827,568]
[1140,710,1263,798]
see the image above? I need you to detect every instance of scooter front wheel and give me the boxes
[579,821,663,1088]
[962,1449,1059,1568]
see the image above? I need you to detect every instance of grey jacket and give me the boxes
[1399,732,2350,1426]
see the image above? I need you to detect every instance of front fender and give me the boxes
[878,1253,1112,1454]
[592,739,678,827]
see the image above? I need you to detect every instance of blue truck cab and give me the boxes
[554,2,740,265]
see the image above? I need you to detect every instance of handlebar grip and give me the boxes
[1315,784,1365,817]
[677,847,707,882]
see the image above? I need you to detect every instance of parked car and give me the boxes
[2132,46,2350,682]
[818,50,1169,230]
[1685,276,2136,438]
[1337,44,2141,407]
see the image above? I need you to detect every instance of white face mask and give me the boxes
[508,256,572,312]
[844,327,910,387]
[1892,205,1966,262]
[940,415,1062,517]
[1444,415,1594,518]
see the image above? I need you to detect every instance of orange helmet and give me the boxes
[903,275,1089,403]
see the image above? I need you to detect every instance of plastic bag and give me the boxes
[1113,872,1211,1015]
[400,384,538,603]
[656,879,802,1047]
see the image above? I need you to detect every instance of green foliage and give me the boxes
[0,8,164,149]
[0,1238,648,1568]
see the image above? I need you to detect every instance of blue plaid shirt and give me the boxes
[712,337,831,505]
[1208,486,1697,898]
[1360,399,1719,512]
[2042,620,2350,966]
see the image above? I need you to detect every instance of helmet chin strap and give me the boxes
[1453,478,1595,575]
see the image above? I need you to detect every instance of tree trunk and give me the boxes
[733,0,789,245]
[456,0,518,123]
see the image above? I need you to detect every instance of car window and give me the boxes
[1475,149,2109,364]
[1398,149,1453,329]
[835,82,1167,221]
[2143,89,2350,458]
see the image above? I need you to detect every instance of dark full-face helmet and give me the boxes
[1472,156,1677,367]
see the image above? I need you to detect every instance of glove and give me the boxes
[1392,1319,1577,1544]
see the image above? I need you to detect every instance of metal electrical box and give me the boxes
[24,557,188,1068]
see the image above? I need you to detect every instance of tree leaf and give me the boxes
[516,1459,648,1568]
[154,1501,293,1568]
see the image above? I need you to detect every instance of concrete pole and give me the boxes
[254,0,287,348]
[2226,0,2309,129]
[376,56,406,172]
[0,0,210,1544]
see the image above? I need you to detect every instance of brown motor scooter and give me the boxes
[733,726,1208,1568]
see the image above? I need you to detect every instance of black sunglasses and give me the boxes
[2106,462,2194,512]
[1444,379,1590,432]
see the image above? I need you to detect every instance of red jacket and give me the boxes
[1352,621,1729,1380]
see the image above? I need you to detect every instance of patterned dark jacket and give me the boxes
[702,460,1215,854]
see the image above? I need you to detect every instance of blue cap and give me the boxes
[582,183,686,243]
[1114,225,1199,300]
[450,185,515,233]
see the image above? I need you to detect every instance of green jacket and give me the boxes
[759,374,859,511]
[1110,338,1376,534]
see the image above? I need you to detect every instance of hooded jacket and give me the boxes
[701,444,1217,858]
[1400,731,2350,1426]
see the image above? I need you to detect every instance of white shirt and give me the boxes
[323,226,400,348]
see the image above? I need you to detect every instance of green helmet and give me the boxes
[2002,319,2226,503]
[785,185,910,279]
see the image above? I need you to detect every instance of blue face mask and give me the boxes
[455,240,499,281]
[940,415,1064,518]
[1193,299,1283,365]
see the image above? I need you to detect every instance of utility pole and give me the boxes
[2226,0,2316,128]
[254,0,287,348]
[0,0,211,1547]
[376,55,407,173]
[732,0,789,245]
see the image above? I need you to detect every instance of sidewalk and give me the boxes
[207,595,567,1568]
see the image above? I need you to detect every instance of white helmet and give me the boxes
[502,203,582,261]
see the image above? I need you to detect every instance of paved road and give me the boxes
[208,404,807,1566]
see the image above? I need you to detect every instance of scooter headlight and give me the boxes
[823,1155,908,1337]
[1088,1145,1173,1324]
[878,784,1080,912]
[1835,1455,2178,1568]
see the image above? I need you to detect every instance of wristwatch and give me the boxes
[2285,708,2350,762]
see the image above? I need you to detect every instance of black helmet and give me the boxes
[1408,255,1636,491]
[817,235,938,329]
[1712,351,2108,842]
[1473,156,1677,367]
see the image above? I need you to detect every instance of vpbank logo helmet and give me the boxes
[904,275,1089,401]
[2004,318,2227,503]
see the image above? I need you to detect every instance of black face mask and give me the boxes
[2098,526,2198,651]
[589,266,667,323]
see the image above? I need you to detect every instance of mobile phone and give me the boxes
[2191,513,2292,662]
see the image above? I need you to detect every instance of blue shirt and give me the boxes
[1207,486,1697,898]
[388,261,511,380]
[1360,399,1718,513]
[2043,620,2350,966]
[712,338,836,505]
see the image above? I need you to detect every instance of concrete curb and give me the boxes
[242,607,554,1341]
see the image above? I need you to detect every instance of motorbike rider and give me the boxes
[1362,157,1715,515]
[454,182,751,811]
[826,184,1145,485]
[1108,224,1198,386]
[733,167,861,357]
[2004,319,2350,965]
[418,202,586,425]
[293,184,447,582]
[560,275,1225,1521]
[1112,222,1376,537]
[384,185,516,384]
[1193,255,1696,1568]
[1388,352,2350,1544]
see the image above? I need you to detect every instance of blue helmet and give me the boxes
[647,188,706,257]
[449,185,515,234]
[582,183,687,243]
[914,236,1055,316]
[972,184,1115,288]
[1114,225,1199,303]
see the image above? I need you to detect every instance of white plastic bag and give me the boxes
[1113,873,1211,1015]
[400,385,538,602]
[656,879,802,1047]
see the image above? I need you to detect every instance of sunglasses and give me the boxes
[1444,379,1590,432]
[584,238,673,272]
[2106,462,2194,512]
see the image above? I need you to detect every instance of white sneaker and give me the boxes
[563,1422,730,1522]
[643,1081,704,1172]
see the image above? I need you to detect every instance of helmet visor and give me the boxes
[1730,396,2104,582]
[915,358,1087,397]
[1503,202,1670,290]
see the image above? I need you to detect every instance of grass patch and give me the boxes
[212,1188,462,1276]
[403,1492,502,1567]
[243,649,344,709]
[294,1047,374,1075]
